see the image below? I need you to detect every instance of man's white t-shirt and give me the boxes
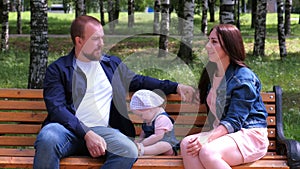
[75,59,112,127]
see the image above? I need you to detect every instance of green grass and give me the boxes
[2,11,300,141]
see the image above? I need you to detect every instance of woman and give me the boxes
[180,24,269,169]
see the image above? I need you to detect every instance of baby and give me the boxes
[130,89,180,156]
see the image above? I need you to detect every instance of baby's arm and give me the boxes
[140,128,166,146]
[136,130,146,143]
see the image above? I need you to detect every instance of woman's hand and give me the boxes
[186,136,203,157]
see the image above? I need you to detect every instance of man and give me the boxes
[33,15,196,169]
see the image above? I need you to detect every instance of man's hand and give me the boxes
[84,130,107,157]
[176,84,199,103]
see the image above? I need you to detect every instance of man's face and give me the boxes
[79,23,104,61]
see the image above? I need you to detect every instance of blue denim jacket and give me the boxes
[42,48,178,139]
[211,64,268,133]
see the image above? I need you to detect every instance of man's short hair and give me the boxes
[70,15,101,45]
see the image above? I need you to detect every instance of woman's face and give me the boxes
[205,29,227,63]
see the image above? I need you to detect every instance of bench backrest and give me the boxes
[0,88,278,156]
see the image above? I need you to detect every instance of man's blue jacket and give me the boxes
[43,48,179,139]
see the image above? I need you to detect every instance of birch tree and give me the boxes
[219,0,235,24]
[28,0,48,89]
[177,0,194,64]
[99,0,105,26]
[253,0,267,57]
[1,0,9,52]
[75,0,86,18]
[277,0,287,58]
[153,0,160,34]
[208,0,215,22]
[128,0,135,28]
[201,0,208,35]
[284,0,292,36]
[158,0,169,57]
[16,0,22,34]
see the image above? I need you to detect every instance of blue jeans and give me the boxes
[33,123,138,169]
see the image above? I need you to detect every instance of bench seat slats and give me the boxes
[0,88,290,169]
[0,157,289,169]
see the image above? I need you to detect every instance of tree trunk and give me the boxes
[1,0,9,52]
[108,0,115,33]
[28,0,48,89]
[251,0,257,28]
[115,0,120,23]
[208,0,215,22]
[177,0,184,35]
[177,0,194,64]
[128,0,135,28]
[99,0,105,26]
[253,0,267,57]
[158,0,169,57]
[75,0,86,18]
[284,0,292,36]
[277,0,287,58]
[201,0,208,35]
[219,0,235,24]
[153,0,160,34]
[241,0,246,13]
[17,0,22,34]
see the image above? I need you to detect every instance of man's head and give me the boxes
[71,15,104,61]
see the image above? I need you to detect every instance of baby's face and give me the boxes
[132,108,155,123]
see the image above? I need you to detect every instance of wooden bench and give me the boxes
[0,86,298,169]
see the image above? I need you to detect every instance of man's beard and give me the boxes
[83,50,102,61]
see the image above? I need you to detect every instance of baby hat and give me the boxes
[130,89,165,110]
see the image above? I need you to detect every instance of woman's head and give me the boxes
[208,24,246,67]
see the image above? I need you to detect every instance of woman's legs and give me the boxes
[180,134,205,169]
[199,135,243,169]
[181,133,244,169]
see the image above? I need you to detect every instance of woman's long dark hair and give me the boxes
[198,24,247,104]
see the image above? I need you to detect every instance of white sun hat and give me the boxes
[130,89,165,110]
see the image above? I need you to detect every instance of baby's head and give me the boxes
[130,89,166,121]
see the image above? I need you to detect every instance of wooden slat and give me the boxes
[0,112,46,122]
[0,100,46,110]
[0,136,36,146]
[0,124,41,134]
[265,104,275,114]
[0,89,43,99]
[233,160,289,169]
[0,148,35,157]
[268,128,276,138]
[267,116,276,126]
[260,93,276,103]
[0,154,288,169]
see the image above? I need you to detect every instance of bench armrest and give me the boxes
[274,86,300,169]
